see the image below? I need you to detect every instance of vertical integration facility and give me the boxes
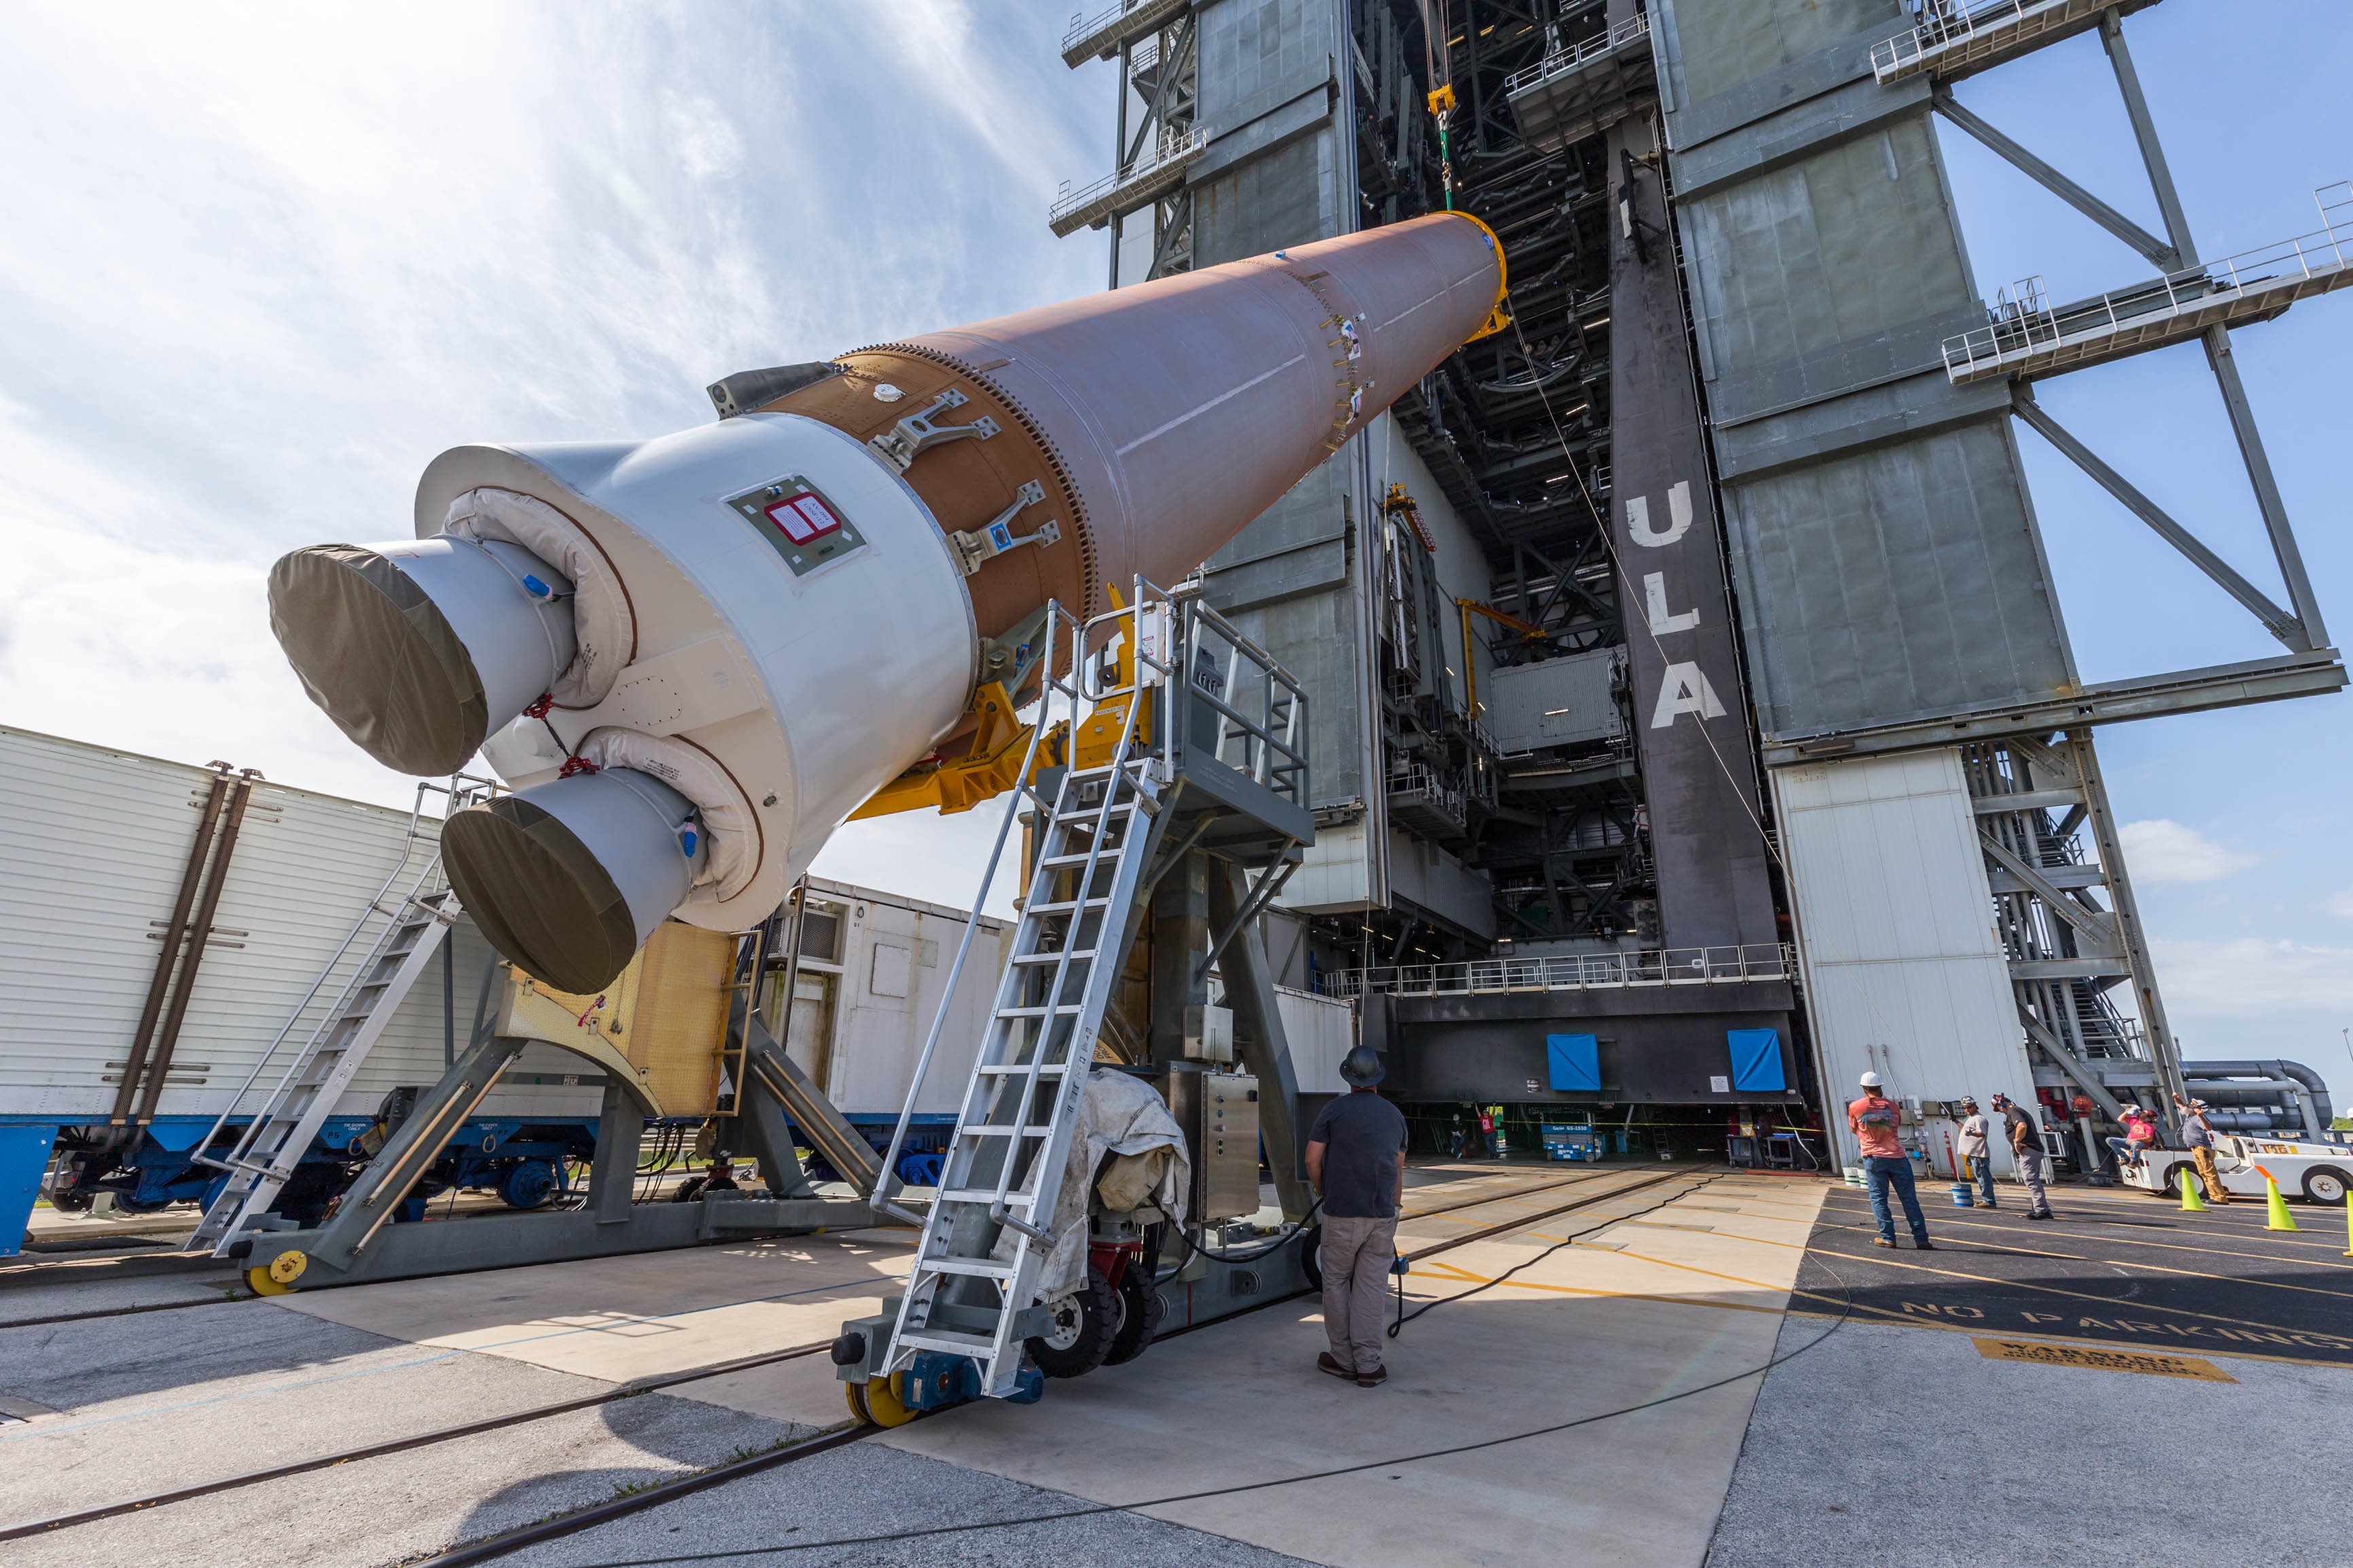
[1052,0,2346,1165]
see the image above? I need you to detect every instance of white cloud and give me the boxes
[2329,889,2353,919]
[0,4,1109,905]
[2151,937,2353,1017]
[2117,819,2258,883]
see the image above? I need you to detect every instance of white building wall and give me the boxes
[809,878,1010,1119]
[1277,985,1356,1094]
[1773,748,2036,1174]
[0,726,601,1126]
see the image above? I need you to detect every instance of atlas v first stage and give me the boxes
[269,214,1506,992]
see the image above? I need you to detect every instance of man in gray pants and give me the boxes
[1306,1046,1409,1389]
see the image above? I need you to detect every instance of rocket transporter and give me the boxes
[268,213,1506,991]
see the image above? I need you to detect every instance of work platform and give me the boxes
[1943,189,2353,383]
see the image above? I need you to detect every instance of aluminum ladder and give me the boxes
[881,715,1160,1396]
[187,869,463,1254]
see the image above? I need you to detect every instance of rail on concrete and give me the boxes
[1324,943,1793,999]
[1942,185,2353,384]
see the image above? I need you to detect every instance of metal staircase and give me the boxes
[185,857,465,1255]
[882,746,1162,1394]
[878,600,1170,1398]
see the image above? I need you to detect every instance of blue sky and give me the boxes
[0,3,2344,1075]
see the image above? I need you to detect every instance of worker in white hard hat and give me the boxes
[1957,1097,1997,1209]
[1849,1071,1933,1250]
[2171,1091,2231,1204]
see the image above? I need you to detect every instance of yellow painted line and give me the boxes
[1971,1336,2234,1382]
[1872,1206,2353,1272]
[1812,1216,2353,1302]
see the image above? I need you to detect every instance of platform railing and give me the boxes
[1503,11,1651,95]
[1324,943,1795,999]
[1049,125,1208,235]
[1870,0,2109,84]
[1941,185,2353,381]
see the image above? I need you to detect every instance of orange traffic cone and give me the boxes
[2261,1169,2299,1232]
[2178,1167,2206,1211]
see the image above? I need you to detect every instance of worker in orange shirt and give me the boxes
[1850,1072,1933,1250]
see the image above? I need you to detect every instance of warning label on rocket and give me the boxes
[725,475,866,577]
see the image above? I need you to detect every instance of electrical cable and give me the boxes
[543,1202,1858,1568]
[1388,1170,1729,1338]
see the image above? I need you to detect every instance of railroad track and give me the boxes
[3,1163,1704,1561]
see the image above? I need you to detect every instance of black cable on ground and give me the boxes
[1388,1171,1730,1339]
[545,1210,1858,1568]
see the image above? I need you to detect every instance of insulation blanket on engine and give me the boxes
[1009,1069,1189,1302]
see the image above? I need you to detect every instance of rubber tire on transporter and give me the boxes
[1102,1265,1164,1366]
[2306,1166,2350,1205]
[1028,1267,1118,1378]
[2157,1161,2195,1198]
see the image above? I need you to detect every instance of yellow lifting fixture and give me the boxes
[1456,596,1549,721]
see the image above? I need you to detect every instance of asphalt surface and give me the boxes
[1708,1312,2353,1568]
[1789,1179,2353,1367]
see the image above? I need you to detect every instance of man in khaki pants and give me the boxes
[1306,1046,1409,1388]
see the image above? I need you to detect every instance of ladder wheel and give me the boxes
[846,1374,916,1428]
[1027,1266,1119,1379]
[245,1264,294,1297]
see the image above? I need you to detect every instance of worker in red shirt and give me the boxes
[1850,1072,1933,1250]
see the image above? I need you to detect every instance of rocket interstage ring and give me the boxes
[266,213,1503,991]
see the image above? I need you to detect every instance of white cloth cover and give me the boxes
[1017,1068,1190,1302]
[575,727,758,902]
[443,487,636,708]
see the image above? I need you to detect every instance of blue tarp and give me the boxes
[1728,1028,1785,1093]
[1546,1032,1601,1092]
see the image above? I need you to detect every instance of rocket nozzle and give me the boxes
[441,765,705,993]
[268,535,577,776]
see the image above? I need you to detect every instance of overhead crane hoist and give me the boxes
[262,212,1507,1412]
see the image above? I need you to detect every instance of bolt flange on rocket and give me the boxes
[269,213,1507,991]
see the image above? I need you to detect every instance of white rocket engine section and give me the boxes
[272,418,974,991]
[268,215,1506,991]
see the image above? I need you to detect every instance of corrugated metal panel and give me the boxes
[1772,748,2037,1163]
[1483,649,1623,755]
[1276,985,1355,1094]
[0,727,603,1123]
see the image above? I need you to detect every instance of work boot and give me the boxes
[1317,1352,1353,1380]
[1981,1201,1999,1209]
[2028,1210,2053,1221]
[1915,1240,1936,1250]
[1873,1237,1895,1248]
[1356,1364,1388,1388]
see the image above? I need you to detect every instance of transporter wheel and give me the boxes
[1102,1266,1164,1366]
[2159,1163,2195,1197]
[1026,1267,1117,1379]
[2303,1167,2350,1206]
[1299,1224,1323,1292]
[845,1374,916,1429]
[499,1159,557,1210]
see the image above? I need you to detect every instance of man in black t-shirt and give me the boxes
[1990,1093,2056,1220]
[1306,1046,1409,1388]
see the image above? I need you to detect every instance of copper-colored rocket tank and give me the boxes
[759,211,1506,641]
